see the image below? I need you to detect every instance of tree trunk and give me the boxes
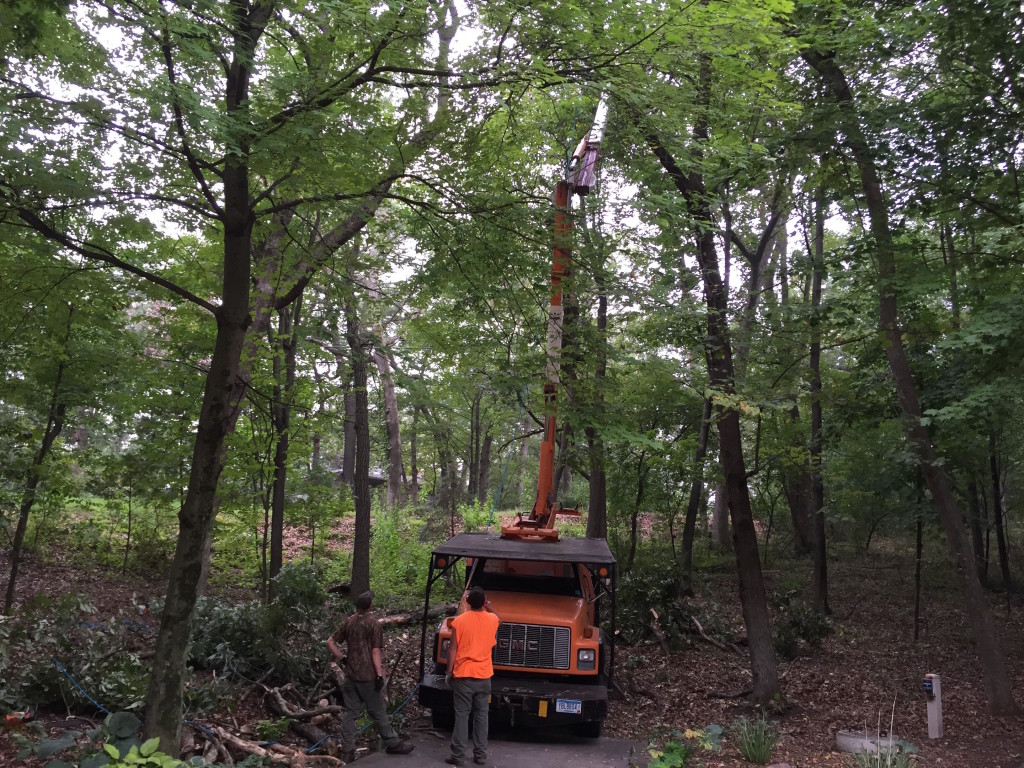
[345,299,372,597]
[914,512,923,642]
[144,188,255,751]
[342,385,356,490]
[516,423,530,509]
[809,185,829,615]
[586,262,609,539]
[780,458,813,557]
[680,397,713,593]
[410,407,420,504]
[803,48,1019,715]
[4,306,71,615]
[624,452,648,573]
[371,343,403,509]
[989,433,1013,591]
[477,430,492,506]
[468,390,480,500]
[269,296,301,600]
[711,479,731,550]
[648,59,779,699]
[966,480,989,587]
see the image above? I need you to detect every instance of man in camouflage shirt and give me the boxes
[327,590,414,761]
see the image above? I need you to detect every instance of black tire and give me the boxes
[431,706,455,731]
[574,720,603,738]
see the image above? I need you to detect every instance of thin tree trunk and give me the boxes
[586,261,608,539]
[989,433,1013,591]
[468,391,480,500]
[269,296,301,600]
[803,48,1019,715]
[123,477,133,575]
[647,51,779,699]
[477,430,492,506]
[809,184,829,615]
[680,398,713,593]
[914,512,923,642]
[343,385,356,489]
[781,449,814,557]
[410,407,420,504]
[4,305,72,615]
[371,344,403,509]
[345,298,371,597]
[625,453,647,573]
[516,424,530,509]
[967,480,989,587]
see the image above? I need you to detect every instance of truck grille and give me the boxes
[493,623,570,670]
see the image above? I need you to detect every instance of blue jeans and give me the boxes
[450,677,491,762]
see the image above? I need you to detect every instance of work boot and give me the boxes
[386,740,415,755]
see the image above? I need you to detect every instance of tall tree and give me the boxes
[1,0,465,748]
[801,43,1020,716]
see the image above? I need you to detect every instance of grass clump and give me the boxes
[847,748,915,768]
[729,712,780,764]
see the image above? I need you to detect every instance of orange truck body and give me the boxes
[417,533,616,735]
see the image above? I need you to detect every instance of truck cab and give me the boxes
[417,532,616,737]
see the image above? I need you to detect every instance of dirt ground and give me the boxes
[2,531,1023,768]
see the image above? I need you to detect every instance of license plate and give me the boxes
[555,699,582,714]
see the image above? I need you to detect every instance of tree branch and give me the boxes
[13,208,217,313]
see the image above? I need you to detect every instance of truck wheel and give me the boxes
[574,720,602,738]
[431,706,455,731]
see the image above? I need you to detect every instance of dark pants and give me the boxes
[450,677,491,762]
[340,678,400,751]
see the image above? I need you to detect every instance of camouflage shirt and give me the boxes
[331,610,384,682]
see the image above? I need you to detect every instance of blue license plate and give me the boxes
[555,699,582,714]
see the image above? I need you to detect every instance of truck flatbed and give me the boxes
[432,532,615,565]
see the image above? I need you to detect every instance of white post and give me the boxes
[924,673,943,739]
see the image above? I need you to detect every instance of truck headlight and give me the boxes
[440,639,450,660]
[577,649,596,670]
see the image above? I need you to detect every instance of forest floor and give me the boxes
[2,522,1023,768]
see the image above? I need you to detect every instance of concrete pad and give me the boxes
[348,725,646,768]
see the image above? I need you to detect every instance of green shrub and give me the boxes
[646,725,723,768]
[187,562,334,690]
[12,710,157,768]
[773,601,833,660]
[729,713,780,764]
[368,507,432,607]
[459,499,491,532]
[255,718,290,741]
[0,595,151,713]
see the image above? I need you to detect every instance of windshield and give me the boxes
[467,558,582,597]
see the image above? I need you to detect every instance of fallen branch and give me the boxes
[289,719,329,745]
[209,724,273,760]
[378,604,454,627]
[207,725,341,766]
[691,616,743,656]
[264,684,344,720]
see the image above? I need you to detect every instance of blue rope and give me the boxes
[184,719,218,738]
[487,386,528,531]
[51,657,111,715]
[306,683,420,754]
